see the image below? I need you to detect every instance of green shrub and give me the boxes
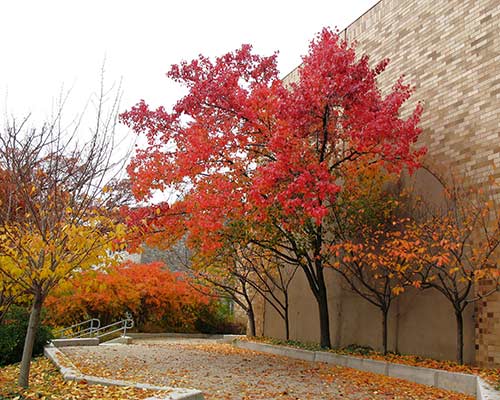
[0,306,53,367]
[341,343,374,355]
[193,300,245,334]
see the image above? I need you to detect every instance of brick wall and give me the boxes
[345,0,500,190]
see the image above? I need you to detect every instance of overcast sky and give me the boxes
[0,0,379,122]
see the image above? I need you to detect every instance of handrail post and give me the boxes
[122,312,133,337]
[90,318,100,337]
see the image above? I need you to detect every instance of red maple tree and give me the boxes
[121,28,424,347]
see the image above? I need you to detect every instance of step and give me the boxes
[52,338,99,347]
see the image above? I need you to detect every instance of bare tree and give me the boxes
[196,260,259,337]
[231,246,298,340]
[192,236,299,339]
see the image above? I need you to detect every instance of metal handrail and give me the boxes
[95,318,134,340]
[72,326,100,338]
[54,318,101,339]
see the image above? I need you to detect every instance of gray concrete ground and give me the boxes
[60,338,472,400]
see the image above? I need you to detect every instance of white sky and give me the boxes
[0,0,379,122]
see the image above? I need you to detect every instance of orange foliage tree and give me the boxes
[45,261,218,333]
[329,165,415,354]
[399,181,500,364]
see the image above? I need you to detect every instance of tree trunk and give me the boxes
[284,309,290,341]
[18,290,43,388]
[284,292,290,341]
[316,268,331,348]
[333,273,343,348]
[247,306,256,337]
[314,230,331,349]
[455,308,464,364]
[382,308,388,355]
[395,296,400,354]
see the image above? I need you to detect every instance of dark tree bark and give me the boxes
[455,307,464,364]
[247,305,256,337]
[382,307,389,355]
[284,293,290,341]
[316,265,331,348]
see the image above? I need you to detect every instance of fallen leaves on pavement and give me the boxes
[62,340,473,399]
[0,357,168,400]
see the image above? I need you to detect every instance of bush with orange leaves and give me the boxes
[45,261,237,333]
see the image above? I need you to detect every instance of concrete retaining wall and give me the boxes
[478,378,500,400]
[233,340,499,399]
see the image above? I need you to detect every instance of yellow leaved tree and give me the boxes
[0,84,128,387]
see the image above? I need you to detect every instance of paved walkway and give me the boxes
[60,338,472,400]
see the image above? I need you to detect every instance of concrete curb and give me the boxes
[52,338,100,347]
[233,340,500,399]
[44,345,204,400]
[478,378,500,400]
[103,335,134,345]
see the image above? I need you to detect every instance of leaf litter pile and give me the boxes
[0,357,167,400]
[59,339,472,399]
